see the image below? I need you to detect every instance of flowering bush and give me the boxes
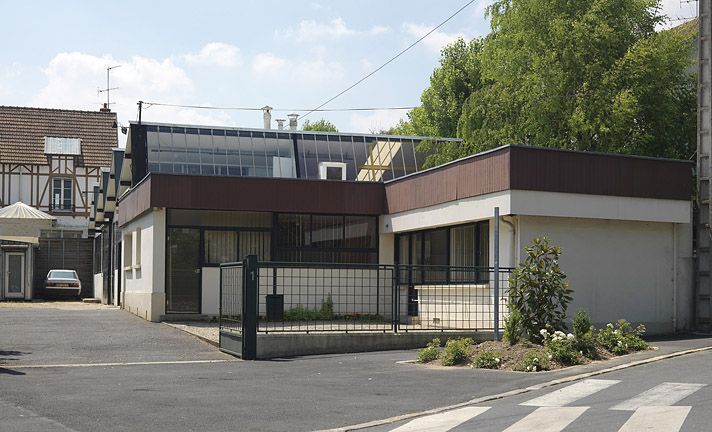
[472,351,501,369]
[416,338,441,363]
[597,320,648,355]
[513,351,550,372]
[540,329,581,365]
[440,337,473,366]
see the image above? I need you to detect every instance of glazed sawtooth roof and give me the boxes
[0,105,117,166]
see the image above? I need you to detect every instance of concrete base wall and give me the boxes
[124,291,165,322]
[253,331,494,359]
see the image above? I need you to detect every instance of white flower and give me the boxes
[547,354,553,360]
[617,341,623,347]
[606,323,614,329]
[614,330,620,335]
[526,366,532,371]
[554,331,566,338]
[533,366,538,372]
[495,358,500,363]
[540,329,549,336]
[533,357,539,362]
[579,351,583,355]
[566,333,575,340]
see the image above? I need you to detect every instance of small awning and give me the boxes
[0,202,56,244]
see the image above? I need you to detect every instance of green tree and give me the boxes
[411,0,696,164]
[302,119,339,132]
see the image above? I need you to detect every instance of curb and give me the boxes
[317,344,712,432]
[161,322,219,347]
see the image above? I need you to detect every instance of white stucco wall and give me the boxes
[516,215,693,334]
[122,208,166,322]
[202,267,221,316]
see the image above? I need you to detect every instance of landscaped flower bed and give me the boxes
[415,317,650,372]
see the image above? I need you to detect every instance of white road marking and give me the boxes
[389,407,490,432]
[617,406,691,432]
[521,379,620,407]
[611,382,705,411]
[6,359,238,369]
[502,406,588,432]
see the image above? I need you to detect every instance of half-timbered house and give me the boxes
[0,105,117,299]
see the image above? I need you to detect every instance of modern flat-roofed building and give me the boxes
[94,119,693,335]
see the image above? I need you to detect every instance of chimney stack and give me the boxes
[262,105,273,129]
[100,103,111,113]
[276,119,286,130]
[288,113,299,131]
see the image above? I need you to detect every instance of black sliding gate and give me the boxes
[219,255,512,359]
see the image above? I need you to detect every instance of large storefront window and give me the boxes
[396,221,489,283]
[275,213,378,263]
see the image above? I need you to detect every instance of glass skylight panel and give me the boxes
[142,124,450,181]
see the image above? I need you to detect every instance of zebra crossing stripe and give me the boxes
[521,379,620,407]
[502,406,588,432]
[388,407,490,432]
[611,382,705,411]
[617,406,691,432]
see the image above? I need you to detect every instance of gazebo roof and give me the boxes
[0,202,56,220]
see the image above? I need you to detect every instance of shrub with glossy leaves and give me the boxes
[508,237,573,342]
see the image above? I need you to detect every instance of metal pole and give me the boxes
[494,207,500,341]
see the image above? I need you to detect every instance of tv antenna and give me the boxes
[98,65,121,108]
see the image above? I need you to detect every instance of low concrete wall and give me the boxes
[253,331,494,359]
[124,291,165,322]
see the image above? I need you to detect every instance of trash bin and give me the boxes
[266,294,284,321]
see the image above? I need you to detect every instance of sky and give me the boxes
[0,0,698,142]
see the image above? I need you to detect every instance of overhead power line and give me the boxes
[142,101,419,112]
[299,0,480,121]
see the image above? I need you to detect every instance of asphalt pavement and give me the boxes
[1,303,712,432]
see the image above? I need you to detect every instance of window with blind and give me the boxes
[396,221,489,283]
[275,213,378,263]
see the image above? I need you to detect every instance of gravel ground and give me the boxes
[163,321,220,344]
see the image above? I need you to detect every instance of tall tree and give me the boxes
[409,0,697,165]
[302,119,339,132]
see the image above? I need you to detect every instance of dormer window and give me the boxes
[44,137,81,156]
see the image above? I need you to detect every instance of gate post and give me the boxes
[494,207,500,341]
[393,265,400,333]
[242,255,258,360]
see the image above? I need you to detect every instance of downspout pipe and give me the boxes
[501,215,517,268]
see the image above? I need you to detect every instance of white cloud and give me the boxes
[182,42,242,67]
[350,110,408,134]
[402,23,468,53]
[32,51,230,142]
[252,53,343,83]
[278,18,389,43]
[252,52,290,75]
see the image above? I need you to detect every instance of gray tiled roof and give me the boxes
[0,106,117,166]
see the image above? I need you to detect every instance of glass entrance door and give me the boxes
[166,228,201,313]
[4,252,25,299]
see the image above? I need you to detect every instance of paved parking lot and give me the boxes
[0,303,230,366]
[2,302,712,432]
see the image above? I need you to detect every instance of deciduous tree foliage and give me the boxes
[302,119,339,132]
[401,0,696,165]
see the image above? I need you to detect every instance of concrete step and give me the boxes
[82,298,102,304]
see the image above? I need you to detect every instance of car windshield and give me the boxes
[48,270,77,280]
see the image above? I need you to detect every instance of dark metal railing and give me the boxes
[219,256,513,358]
